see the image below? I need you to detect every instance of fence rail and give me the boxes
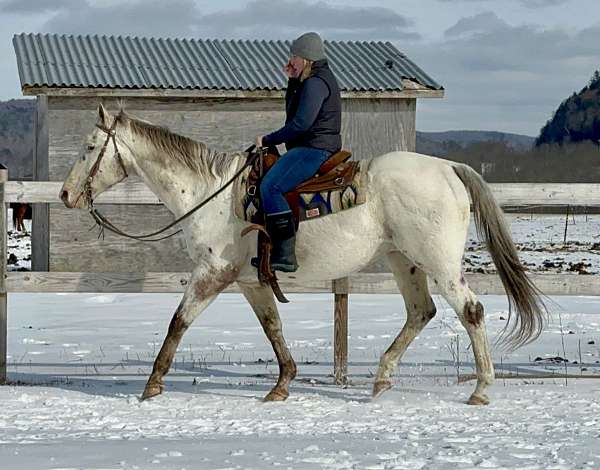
[3,176,600,384]
[5,271,600,296]
[7,181,600,206]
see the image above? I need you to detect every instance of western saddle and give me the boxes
[242,146,358,302]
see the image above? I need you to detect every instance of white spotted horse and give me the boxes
[60,104,546,405]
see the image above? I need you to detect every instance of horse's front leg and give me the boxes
[239,282,297,401]
[141,264,239,400]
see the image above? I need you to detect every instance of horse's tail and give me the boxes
[452,163,547,348]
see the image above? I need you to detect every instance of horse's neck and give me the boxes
[127,135,241,219]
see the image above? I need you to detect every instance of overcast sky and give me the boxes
[1,0,599,136]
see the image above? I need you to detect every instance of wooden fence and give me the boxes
[3,166,600,384]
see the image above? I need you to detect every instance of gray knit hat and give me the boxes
[290,32,325,61]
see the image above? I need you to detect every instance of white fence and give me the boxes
[2,170,600,384]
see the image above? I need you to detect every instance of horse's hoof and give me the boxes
[264,388,289,402]
[467,393,490,406]
[372,380,392,399]
[140,383,163,401]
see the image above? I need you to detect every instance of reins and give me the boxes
[87,119,260,242]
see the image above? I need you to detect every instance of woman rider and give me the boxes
[255,31,342,273]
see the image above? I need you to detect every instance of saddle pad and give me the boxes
[234,159,371,224]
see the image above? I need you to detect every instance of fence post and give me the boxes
[333,277,349,385]
[0,164,7,384]
[563,205,570,244]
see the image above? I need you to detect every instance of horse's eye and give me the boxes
[87,145,95,151]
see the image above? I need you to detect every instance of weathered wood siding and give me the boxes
[32,96,49,270]
[342,98,416,156]
[44,95,416,272]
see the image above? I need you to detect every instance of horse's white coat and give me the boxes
[60,105,518,403]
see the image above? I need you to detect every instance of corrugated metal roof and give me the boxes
[13,33,443,93]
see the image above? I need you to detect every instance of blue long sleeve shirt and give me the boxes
[263,77,330,147]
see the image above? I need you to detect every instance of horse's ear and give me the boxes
[98,103,109,126]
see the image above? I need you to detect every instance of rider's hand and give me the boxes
[284,60,295,78]
[255,135,264,149]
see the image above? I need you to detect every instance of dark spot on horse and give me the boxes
[262,307,281,332]
[413,303,418,310]
[181,189,185,194]
[463,301,484,327]
[410,266,416,275]
[428,304,437,319]
[219,211,223,215]
[168,310,188,337]
[208,247,213,254]
[433,279,438,285]
[422,303,437,322]
[194,265,239,299]
[154,311,190,375]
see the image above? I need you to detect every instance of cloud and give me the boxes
[445,11,507,37]
[40,0,202,38]
[0,0,419,41]
[0,0,79,14]
[520,0,568,7]
[195,0,420,40]
[436,0,569,7]
[411,17,600,134]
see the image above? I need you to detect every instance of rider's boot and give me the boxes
[267,211,298,272]
[251,211,298,272]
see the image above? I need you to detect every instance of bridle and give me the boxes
[84,118,261,242]
[84,116,129,207]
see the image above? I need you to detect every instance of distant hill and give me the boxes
[537,70,600,146]
[417,130,535,157]
[0,99,34,179]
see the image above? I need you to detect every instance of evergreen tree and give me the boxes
[536,70,600,146]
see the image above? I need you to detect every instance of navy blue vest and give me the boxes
[285,60,342,153]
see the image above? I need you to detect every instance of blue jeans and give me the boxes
[260,147,332,214]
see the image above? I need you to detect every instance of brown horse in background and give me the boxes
[10,202,31,232]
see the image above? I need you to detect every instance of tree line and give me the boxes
[442,140,600,182]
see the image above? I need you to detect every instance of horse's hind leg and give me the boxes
[239,282,297,401]
[436,273,495,405]
[373,250,437,398]
[141,264,237,400]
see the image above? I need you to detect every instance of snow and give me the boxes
[2,292,600,469]
[466,213,600,274]
[6,208,31,271]
[3,213,600,468]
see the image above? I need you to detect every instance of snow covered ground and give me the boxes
[2,213,600,469]
[6,208,31,271]
[466,213,600,275]
[2,292,600,469]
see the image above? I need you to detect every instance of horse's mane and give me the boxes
[120,111,240,178]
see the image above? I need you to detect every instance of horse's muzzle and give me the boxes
[60,189,76,208]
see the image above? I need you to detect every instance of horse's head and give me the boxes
[60,104,129,209]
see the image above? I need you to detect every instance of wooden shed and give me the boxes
[13,33,443,272]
